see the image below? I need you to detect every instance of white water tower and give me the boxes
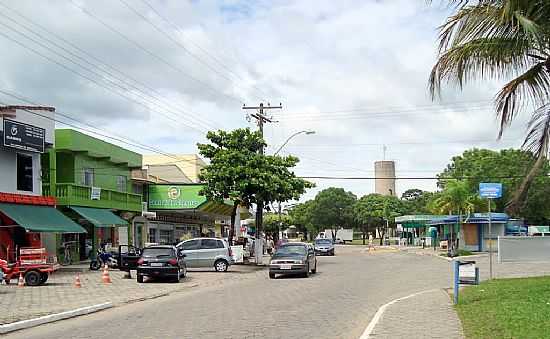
[375,160,396,196]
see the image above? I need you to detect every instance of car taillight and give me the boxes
[168,258,178,266]
[137,258,144,265]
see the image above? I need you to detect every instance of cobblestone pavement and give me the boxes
[0,264,266,325]
[370,289,464,339]
[6,246,455,339]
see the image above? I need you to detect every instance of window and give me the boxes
[148,228,157,243]
[216,240,225,249]
[200,239,219,249]
[181,239,200,250]
[16,154,33,192]
[159,230,173,244]
[83,168,94,186]
[132,183,143,195]
[116,175,127,192]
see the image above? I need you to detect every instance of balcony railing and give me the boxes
[43,183,142,212]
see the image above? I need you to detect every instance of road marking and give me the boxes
[0,302,113,334]
[359,289,440,339]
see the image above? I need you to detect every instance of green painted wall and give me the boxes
[55,129,141,167]
[74,153,130,192]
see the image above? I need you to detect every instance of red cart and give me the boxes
[0,248,60,286]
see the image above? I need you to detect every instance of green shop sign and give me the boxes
[148,185,207,210]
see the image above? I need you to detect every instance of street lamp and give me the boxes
[273,130,314,241]
[274,130,315,155]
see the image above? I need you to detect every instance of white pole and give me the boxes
[488,199,493,280]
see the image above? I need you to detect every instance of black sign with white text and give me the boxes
[3,119,45,153]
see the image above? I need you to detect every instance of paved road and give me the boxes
[6,247,453,339]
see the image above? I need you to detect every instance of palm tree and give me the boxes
[429,1,550,215]
[431,180,483,253]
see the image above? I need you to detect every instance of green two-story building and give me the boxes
[42,129,142,261]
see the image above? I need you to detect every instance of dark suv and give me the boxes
[136,245,186,283]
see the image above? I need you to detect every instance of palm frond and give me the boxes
[430,37,534,97]
[522,104,550,157]
[495,60,550,136]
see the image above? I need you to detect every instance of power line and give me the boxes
[276,100,493,117]
[69,0,245,105]
[139,0,272,101]
[0,28,209,135]
[0,90,206,166]
[275,105,493,122]
[0,1,221,132]
[120,0,268,102]
[285,138,520,148]
[299,175,550,180]
[0,12,216,133]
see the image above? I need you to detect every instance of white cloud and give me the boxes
[0,0,533,202]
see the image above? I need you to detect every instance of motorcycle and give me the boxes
[89,248,118,270]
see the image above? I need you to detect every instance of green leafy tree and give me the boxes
[353,194,409,245]
[263,213,292,235]
[429,0,550,214]
[401,189,436,214]
[198,128,313,245]
[288,200,317,239]
[309,187,357,241]
[439,148,550,223]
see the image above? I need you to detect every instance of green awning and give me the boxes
[70,206,128,227]
[197,201,235,216]
[0,203,86,233]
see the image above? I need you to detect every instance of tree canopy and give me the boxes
[197,128,314,244]
[429,0,550,214]
[308,188,357,235]
[438,148,550,223]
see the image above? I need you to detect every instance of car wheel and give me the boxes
[174,270,181,283]
[303,263,310,278]
[331,250,335,256]
[311,262,317,274]
[137,274,144,283]
[89,260,101,271]
[269,272,276,279]
[25,271,41,286]
[214,259,228,272]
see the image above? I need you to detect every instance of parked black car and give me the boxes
[136,245,186,283]
[269,242,317,279]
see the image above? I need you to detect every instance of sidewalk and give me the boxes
[369,289,463,339]
[0,264,265,325]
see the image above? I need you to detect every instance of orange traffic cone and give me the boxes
[18,273,24,287]
[102,264,112,284]
[74,273,82,288]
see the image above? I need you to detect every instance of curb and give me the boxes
[0,302,113,334]
[359,289,441,339]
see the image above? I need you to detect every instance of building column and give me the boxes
[48,148,56,196]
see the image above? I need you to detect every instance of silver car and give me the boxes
[176,238,234,272]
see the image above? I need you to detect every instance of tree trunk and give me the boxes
[379,229,385,246]
[506,154,547,216]
[362,231,366,245]
[228,202,239,246]
[331,229,337,242]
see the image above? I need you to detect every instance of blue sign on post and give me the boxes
[479,183,503,199]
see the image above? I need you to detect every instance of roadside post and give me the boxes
[453,260,480,304]
[479,183,503,280]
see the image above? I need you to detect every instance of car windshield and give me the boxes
[315,239,332,245]
[275,245,307,256]
[141,248,173,258]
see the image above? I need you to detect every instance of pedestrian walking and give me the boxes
[368,233,376,252]
[266,236,274,255]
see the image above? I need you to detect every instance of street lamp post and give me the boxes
[273,130,315,241]
[274,130,315,155]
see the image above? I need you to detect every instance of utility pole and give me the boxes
[243,102,282,265]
